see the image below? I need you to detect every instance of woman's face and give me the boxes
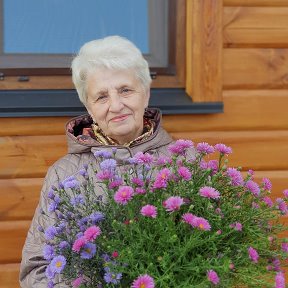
[86,68,150,145]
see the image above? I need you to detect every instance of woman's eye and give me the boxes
[120,88,131,94]
[96,95,108,101]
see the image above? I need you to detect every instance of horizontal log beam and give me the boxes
[0,263,20,288]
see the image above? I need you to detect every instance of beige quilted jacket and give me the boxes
[19,108,175,287]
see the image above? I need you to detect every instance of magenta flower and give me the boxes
[276,198,288,214]
[72,237,86,253]
[163,196,184,212]
[207,160,219,173]
[135,187,146,194]
[230,222,242,231]
[262,196,273,207]
[153,168,171,189]
[133,152,154,164]
[248,247,259,263]
[214,143,232,155]
[207,270,220,285]
[168,139,194,155]
[114,186,134,205]
[262,177,272,191]
[226,168,243,186]
[184,215,211,231]
[108,179,123,189]
[84,226,101,241]
[177,166,192,181]
[282,242,288,252]
[283,189,288,198]
[141,205,157,218]
[132,177,144,187]
[96,170,114,181]
[245,180,260,197]
[72,276,84,287]
[182,213,195,225]
[275,272,286,288]
[199,186,220,199]
[196,142,215,154]
[131,274,155,288]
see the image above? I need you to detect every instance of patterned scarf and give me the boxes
[91,117,154,147]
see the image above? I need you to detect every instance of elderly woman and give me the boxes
[19,36,176,287]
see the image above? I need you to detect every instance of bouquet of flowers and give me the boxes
[41,140,288,287]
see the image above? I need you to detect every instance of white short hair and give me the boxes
[71,35,152,105]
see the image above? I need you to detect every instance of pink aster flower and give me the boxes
[168,139,194,156]
[275,272,286,288]
[262,177,272,191]
[131,274,155,288]
[282,242,288,253]
[252,202,260,209]
[182,213,195,225]
[114,186,134,205]
[135,187,146,194]
[199,186,220,199]
[283,189,288,198]
[108,179,123,189]
[193,217,211,231]
[133,152,154,165]
[226,168,244,186]
[248,247,259,263]
[72,276,84,287]
[132,177,144,187]
[72,237,86,253]
[84,226,101,241]
[276,198,288,214]
[153,168,171,189]
[207,270,220,285]
[163,196,184,212]
[230,222,242,231]
[262,196,273,207]
[96,170,114,181]
[141,205,157,218]
[214,143,232,155]
[245,180,260,197]
[177,166,192,181]
[207,160,219,174]
[196,142,215,155]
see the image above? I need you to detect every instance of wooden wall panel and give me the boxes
[0,178,42,221]
[224,7,288,48]
[0,264,20,288]
[224,0,288,6]
[223,48,288,89]
[0,221,30,264]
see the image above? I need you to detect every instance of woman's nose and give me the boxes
[109,94,124,112]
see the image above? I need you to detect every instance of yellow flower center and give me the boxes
[140,284,146,288]
[199,223,204,230]
[56,261,62,268]
[161,173,167,179]
[122,191,127,197]
[85,248,91,253]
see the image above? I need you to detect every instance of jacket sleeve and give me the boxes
[19,166,69,288]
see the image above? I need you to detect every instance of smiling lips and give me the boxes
[110,114,130,122]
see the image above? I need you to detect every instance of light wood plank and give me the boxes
[224,0,288,6]
[224,48,288,89]
[0,221,31,264]
[0,178,42,221]
[186,0,223,102]
[1,131,288,177]
[0,263,20,288]
[224,7,288,48]
[170,130,288,171]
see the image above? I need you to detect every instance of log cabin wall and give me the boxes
[1,0,288,286]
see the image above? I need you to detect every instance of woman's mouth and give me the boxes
[110,114,129,122]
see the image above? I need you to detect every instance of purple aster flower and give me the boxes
[282,242,288,253]
[199,186,220,199]
[275,272,285,288]
[104,271,122,284]
[94,150,112,159]
[226,168,243,186]
[214,143,232,155]
[132,177,144,187]
[276,198,288,214]
[168,139,194,156]
[80,243,96,259]
[43,244,55,260]
[207,270,220,285]
[248,247,259,263]
[90,212,105,224]
[133,152,154,164]
[48,280,54,288]
[108,179,123,189]
[45,226,58,241]
[63,179,80,189]
[50,255,66,273]
[156,156,172,165]
[102,253,111,262]
[59,241,69,250]
[48,202,58,213]
[245,180,260,197]
[207,160,219,174]
[45,264,55,279]
[196,142,215,154]
[262,196,273,207]
[70,195,85,206]
[48,188,55,200]
[272,258,281,272]
[283,189,288,198]
[79,168,88,177]
[100,159,117,171]
[178,166,192,181]
[262,177,272,191]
